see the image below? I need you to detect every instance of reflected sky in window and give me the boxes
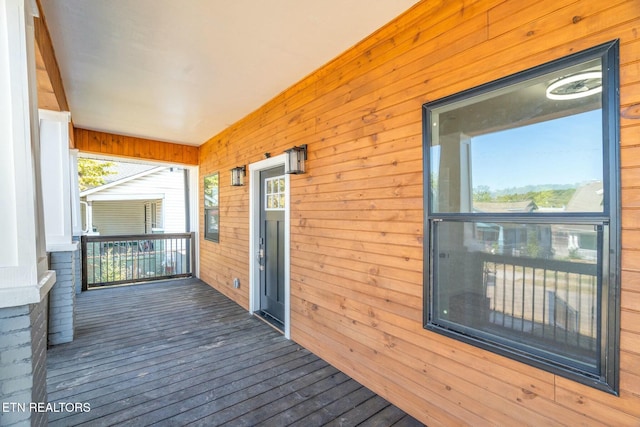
[470,109,603,192]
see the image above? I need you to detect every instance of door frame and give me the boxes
[248,154,290,338]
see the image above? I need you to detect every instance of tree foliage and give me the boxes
[78,158,116,191]
[473,186,576,208]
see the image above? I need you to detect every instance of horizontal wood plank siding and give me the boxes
[199,0,640,424]
[75,128,199,165]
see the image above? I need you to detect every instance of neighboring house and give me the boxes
[472,185,604,260]
[473,200,538,213]
[470,201,544,255]
[555,181,604,261]
[80,164,187,235]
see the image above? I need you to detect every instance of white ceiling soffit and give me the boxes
[41,1,419,146]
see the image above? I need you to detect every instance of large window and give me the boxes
[423,41,620,393]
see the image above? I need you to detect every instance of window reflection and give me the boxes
[433,220,599,373]
[430,59,603,214]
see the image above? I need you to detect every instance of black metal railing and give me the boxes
[81,233,195,289]
[480,254,598,353]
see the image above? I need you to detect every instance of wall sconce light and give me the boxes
[284,144,307,174]
[230,165,246,186]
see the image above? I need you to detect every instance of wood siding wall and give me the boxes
[75,128,199,165]
[199,0,640,424]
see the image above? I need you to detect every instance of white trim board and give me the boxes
[86,193,164,202]
[248,154,290,339]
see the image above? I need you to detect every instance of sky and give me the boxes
[467,109,603,192]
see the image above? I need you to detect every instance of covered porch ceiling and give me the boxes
[37,1,419,147]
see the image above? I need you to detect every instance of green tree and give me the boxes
[78,158,116,191]
[203,173,219,207]
[97,247,128,283]
[473,185,492,202]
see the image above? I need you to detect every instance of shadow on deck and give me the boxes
[47,278,424,426]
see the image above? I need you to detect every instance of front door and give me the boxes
[258,166,286,329]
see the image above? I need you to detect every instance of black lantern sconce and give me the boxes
[284,144,307,174]
[230,165,246,186]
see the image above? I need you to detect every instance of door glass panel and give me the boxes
[265,175,286,210]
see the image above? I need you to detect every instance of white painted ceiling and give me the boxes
[41,0,419,146]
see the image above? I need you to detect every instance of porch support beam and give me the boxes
[74,128,200,165]
[33,0,69,112]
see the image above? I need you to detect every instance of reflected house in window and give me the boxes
[471,184,604,260]
[473,200,537,213]
[471,201,552,257]
[555,181,604,261]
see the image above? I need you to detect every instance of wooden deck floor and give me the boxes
[47,278,424,426]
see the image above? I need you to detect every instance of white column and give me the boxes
[69,149,83,236]
[0,0,55,308]
[40,110,78,342]
[188,165,200,277]
[40,109,77,251]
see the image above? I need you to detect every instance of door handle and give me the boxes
[257,248,265,270]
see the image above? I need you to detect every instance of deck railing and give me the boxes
[480,253,598,354]
[81,232,195,289]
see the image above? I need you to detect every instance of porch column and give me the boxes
[0,0,55,425]
[40,110,79,345]
[69,149,83,295]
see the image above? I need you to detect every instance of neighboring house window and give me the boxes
[422,41,620,393]
[151,202,158,228]
[144,201,160,233]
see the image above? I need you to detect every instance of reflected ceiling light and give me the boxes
[546,71,602,100]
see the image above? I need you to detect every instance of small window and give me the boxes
[423,41,620,393]
[204,173,219,242]
[265,176,286,211]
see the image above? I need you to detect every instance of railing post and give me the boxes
[190,232,195,276]
[81,235,88,291]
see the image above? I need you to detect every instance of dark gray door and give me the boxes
[258,166,285,328]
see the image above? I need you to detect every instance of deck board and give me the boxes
[47,278,424,426]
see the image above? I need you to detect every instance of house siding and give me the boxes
[198,0,640,425]
[82,168,186,235]
[91,201,146,235]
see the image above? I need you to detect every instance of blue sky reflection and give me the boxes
[470,109,603,192]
